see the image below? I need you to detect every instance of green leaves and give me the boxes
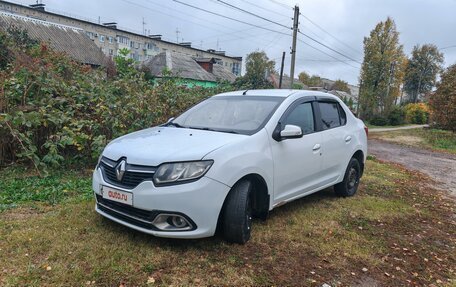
[0,30,232,171]
[359,17,406,121]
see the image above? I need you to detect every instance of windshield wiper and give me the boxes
[187,126,240,134]
[165,122,184,128]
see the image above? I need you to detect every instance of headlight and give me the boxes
[96,154,103,168]
[153,160,213,185]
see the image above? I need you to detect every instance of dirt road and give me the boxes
[369,124,428,133]
[368,139,456,197]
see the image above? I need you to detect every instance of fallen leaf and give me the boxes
[147,276,155,284]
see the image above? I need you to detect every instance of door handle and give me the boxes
[312,144,321,151]
[345,136,352,143]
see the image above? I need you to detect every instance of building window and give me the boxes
[232,62,241,76]
[86,32,95,39]
[109,49,114,55]
[130,41,135,48]
[99,35,105,42]
[117,36,130,45]
[108,36,113,43]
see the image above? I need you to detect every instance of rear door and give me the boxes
[316,100,353,183]
[270,99,324,204]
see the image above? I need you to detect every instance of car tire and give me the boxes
[222,180,253,244]
[335,157,361,197]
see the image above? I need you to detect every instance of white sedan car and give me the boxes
[93,89,368,243]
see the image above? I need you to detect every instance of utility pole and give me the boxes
[175,28,180,43]
[142,17,147,35]
[290,5,299,87]
[279,51,286,89]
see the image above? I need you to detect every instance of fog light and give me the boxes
[151,213,194,231]
[171,216,188,228]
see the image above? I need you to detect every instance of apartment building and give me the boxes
[0,0,242,76]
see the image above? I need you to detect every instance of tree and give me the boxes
[298,71,310,84]
[296,72,322,87]
[403,44,444,103]
[331,79,351,94]
[114,48,136,77]
[234,51,275,89]
[429,64,456,131]
[358,17,406,121]
[307,75,322,87]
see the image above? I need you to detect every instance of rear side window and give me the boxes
[283,102,315,134]
[319,102,345,130]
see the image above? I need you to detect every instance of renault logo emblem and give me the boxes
[116,160,126,181]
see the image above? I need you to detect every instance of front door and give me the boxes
[270,101,324,204]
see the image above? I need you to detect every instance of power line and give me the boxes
[267,0,292,10]
[298,31,362,64]
[121,0,285,49]
[240,0,290,18]
[440,45,456,50]
[146,0,286,45]
[120,0,226,36]
[300,13,362,56]
[172,0,291,36]
[297,38,360,69]
[212,0,291,30]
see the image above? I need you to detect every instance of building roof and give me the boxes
[212,64,237,83]
[143,51,236,83]
[0,12,105,66]
[0,0,242,61]
[268,73,307,89]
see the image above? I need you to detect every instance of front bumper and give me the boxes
[92,168,230,239]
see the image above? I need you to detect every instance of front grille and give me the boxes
[96,194,159,230]
[99,157,156,189]
[96,195,197,232]
[96,194,156,221]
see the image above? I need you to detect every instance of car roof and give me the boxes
[214,89,338,99]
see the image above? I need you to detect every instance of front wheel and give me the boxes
[222,180,253,244]
[335,157,361,197]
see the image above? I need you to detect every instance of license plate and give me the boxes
[102,186,133,206]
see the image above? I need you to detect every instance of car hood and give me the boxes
[102,127,246,166]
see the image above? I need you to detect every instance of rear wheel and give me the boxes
[222,180,253,244]
[335,157,361,197]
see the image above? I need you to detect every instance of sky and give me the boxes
[14,0,456,86]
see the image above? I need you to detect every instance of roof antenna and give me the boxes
[242,90,248,95]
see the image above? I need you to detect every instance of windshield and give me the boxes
[172,96,284,135]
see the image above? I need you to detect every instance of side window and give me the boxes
[319,102,342,130]
[283,102,315,134]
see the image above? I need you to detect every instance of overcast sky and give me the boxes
[16,0,456,85]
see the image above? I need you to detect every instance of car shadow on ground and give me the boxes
[95,187,338,248]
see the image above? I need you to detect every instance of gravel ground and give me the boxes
[368,139,456,197]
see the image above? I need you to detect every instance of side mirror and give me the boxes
[280,124,303,139]
[273,123,303,141]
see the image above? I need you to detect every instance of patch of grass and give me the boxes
[371,128,456,154]
[0,161,454,286]
[0,166,93,211]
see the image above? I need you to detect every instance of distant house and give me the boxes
[0,11,105,66]
[142,51,237,88]
[268,73,307,89]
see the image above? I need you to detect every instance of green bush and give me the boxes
[0,30,232,170]
[370,116,389,126]
[387,106,405,125]
[404,103,429,124]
